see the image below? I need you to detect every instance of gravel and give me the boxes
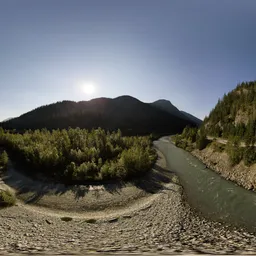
[1,180,256,255]
[0,151,256,254]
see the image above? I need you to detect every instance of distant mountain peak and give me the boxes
[151,99,181,114]
[151,99,201,126]
[0,95,197,135]
[154,99,172,103]
[114,95,142,102]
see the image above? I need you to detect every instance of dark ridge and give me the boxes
[151,99,201,127]
[1,95,197,135]
[180,111,202,126]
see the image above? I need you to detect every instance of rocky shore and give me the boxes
[1,149,256,254]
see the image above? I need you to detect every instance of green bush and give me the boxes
[0,151,8,169]
[243,147,256,166]
[174,135,187,149]
[100,161,127,180]
[119,146,156,178]
[227,146,244,166]
[0,189,16,207]
[181,126,198,143]
[196,134,210,150]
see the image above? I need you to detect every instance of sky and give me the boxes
[0,0,256,121]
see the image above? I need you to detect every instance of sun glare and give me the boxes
[81,82,96,95]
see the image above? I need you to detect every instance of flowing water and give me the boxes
[155,137,256,233]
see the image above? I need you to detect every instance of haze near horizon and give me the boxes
[1,0,256,121]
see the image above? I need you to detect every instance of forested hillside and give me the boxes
[203,81,256,145]
[174,81,256,190]
[0,96,196,136]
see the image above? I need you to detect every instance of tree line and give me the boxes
[0,127,157,183]
[174,125,256,167]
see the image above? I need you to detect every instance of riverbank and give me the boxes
[171,135,256,192]
[1,149,176,214]
[191,145,256,191]
[1,143,256,254]
[2,183,256,255]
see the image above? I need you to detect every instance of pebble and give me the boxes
[0,177,256,255]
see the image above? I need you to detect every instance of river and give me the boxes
[155,137,256,233]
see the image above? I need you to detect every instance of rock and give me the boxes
[122,215,132,219]
[84,218,97,224]
[45,219,52,225]
[60,217,73,222]
[107,217,119,223]
[141,205,151,211]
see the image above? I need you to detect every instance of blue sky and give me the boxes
[0,0,256,121]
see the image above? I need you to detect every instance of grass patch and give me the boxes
[0,151,8,170]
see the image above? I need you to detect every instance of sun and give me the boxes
[81,82,96,95]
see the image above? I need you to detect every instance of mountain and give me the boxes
[1,96,196,136]
[151,99,201,126]
[150,99,182,117]
[1,117,14,122]
[180,111,202,126]
[202,81,256,144]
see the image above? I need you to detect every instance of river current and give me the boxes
[155,137,256,233]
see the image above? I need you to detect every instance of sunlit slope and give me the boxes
[202,81,256,144]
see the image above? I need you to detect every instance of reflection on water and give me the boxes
[155,138,256,233]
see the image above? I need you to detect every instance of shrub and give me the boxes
[173,135,187,149]
[185,144,194,152]
[100,161,127,180]
[0,151,8,169]
[181,127,198,143]
[227,147,244,166]
[212,142,225,152]
[243,147,256,166]
[0,189,16,207]
[196,134,210,150]
[120,146,150,175]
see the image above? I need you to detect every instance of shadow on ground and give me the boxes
[131,164,177,194]
[1,159,178,206]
